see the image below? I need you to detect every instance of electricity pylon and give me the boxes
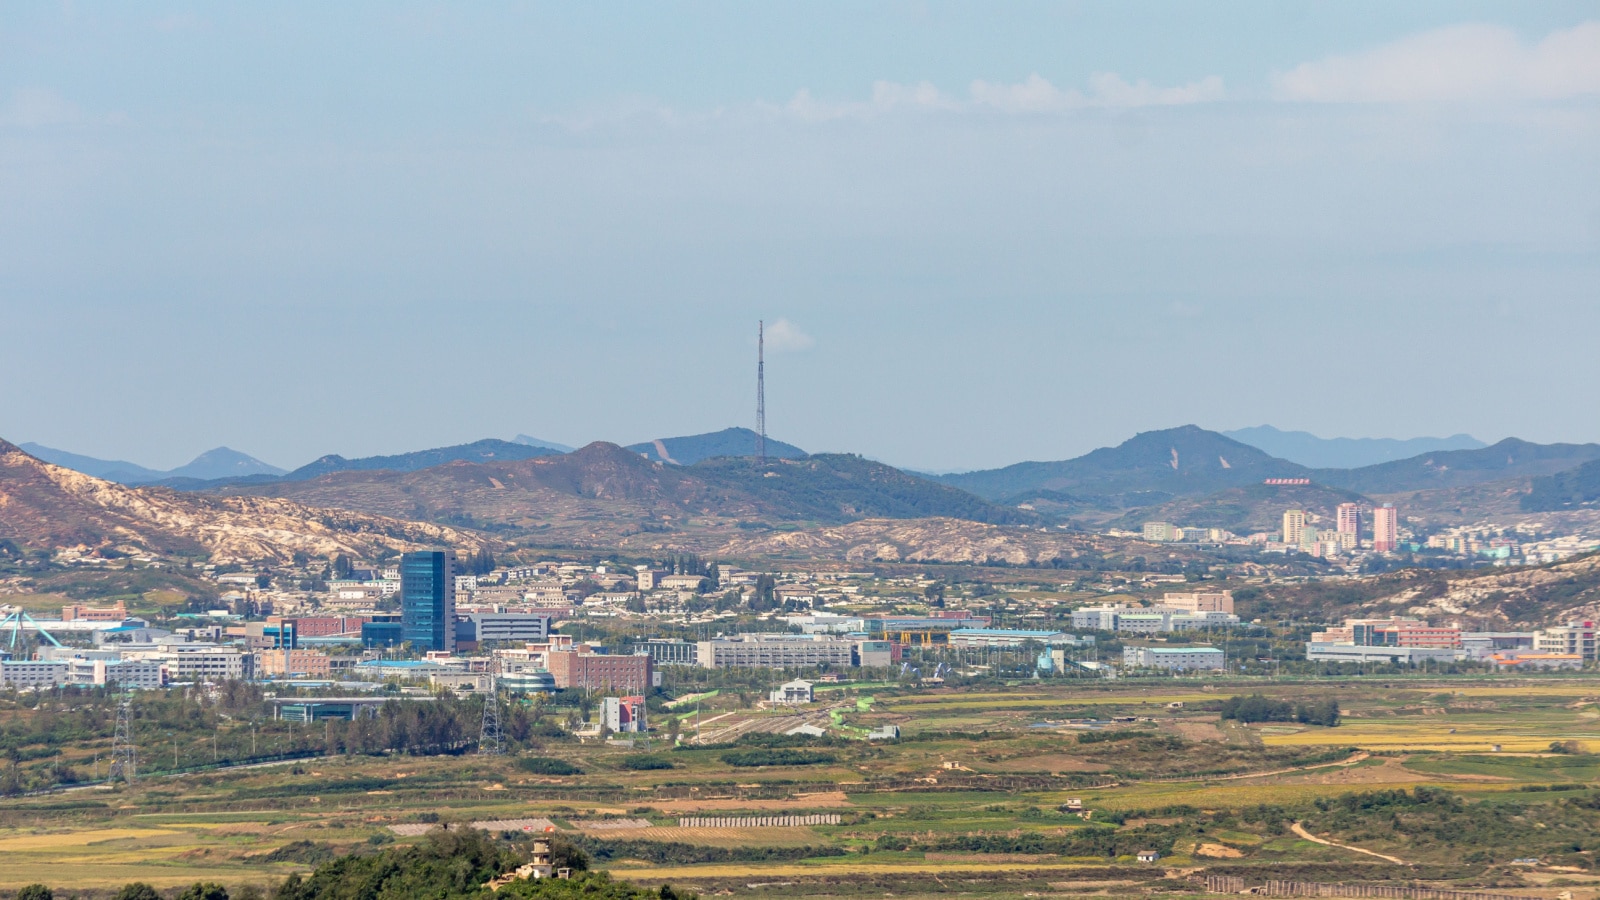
[478,678,503,755]
[108,695,137,782]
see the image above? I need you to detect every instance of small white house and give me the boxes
[1136,850,1161,863]
[770,679,814,705]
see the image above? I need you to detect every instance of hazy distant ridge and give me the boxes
[1223,425,1486,469]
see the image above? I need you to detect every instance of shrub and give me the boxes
[517,756,583,775]
[719,749,837,767]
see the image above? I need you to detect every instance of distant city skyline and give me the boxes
[3,4,1598,471]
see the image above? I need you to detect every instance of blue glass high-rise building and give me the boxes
[400,550,456,652]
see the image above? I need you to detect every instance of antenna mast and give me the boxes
[756,320,767,466]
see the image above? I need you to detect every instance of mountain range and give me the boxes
[1222,426,1487,469]
[21,425,1600,550]
[941,427,1600,511]
[222,441,1031,541]
[20,443,285,484]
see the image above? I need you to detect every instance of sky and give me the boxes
[2,2,1599,472]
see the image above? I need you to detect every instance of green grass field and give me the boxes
[8,675,1600,895]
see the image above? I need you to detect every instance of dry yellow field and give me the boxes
[1259,721,1600,753]
[0,828,183,852]
[607,860,1119,879]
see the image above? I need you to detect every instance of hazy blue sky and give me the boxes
[3,3,1599,471]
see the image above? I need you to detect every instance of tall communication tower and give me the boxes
[109,695,137,782]
[478,678,503,755]
[756,320,767,466]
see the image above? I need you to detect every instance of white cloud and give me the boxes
[764,319,814,353]
[1085,73,1225,108]
[787,72,1224,121]
[968,74,1079,112]
[1273,21,1600,103]
[785,80,957,122]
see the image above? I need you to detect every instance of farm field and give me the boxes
[7,675,1600,897]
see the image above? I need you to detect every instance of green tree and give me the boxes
[178,883,230,900]
[115,884,163,900]
[17,885,54,900]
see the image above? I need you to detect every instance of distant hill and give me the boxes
[19,443,284,484]
[1223,426,1486,469]
[285,438,561,481]
[226,441,1029,536]
[941,426,1310,507]
[626,427,806,465]
[19,443,166,483]
[1313,438,1600,495]
[1522,458,1600,511]
[513,434,575,453]
[1106,482,1370,535]
[0,438,484,563]
[166,447,286,481]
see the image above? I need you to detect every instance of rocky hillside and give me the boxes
[713,517,1225,569]
[222,442,1030,536]
[1249,552,1600,627]
[0,439,485,564]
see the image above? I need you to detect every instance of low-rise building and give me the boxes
[1159,591,1234,614]
[770,679,814,705]
[1490,652,1583,670]
[0,660,68,688]
[697,634,856,669]
[947,628,1080,649]
[60,657,166,689]
[547,649,652,692]
[1304,643,1456,665]
[1121,645,1225,671]
[602,695,646,733]
[258,649,333,679]
[635,639,701,666]
[1537,621,1598,661]
[456,613,553,645]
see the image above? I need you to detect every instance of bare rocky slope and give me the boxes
[1250,552,1600,626]
[711,517,1241,569]
[0,439,485,564]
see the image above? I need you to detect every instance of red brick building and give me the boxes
[546,651,651,692]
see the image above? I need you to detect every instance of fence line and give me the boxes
[676,814,840,828]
